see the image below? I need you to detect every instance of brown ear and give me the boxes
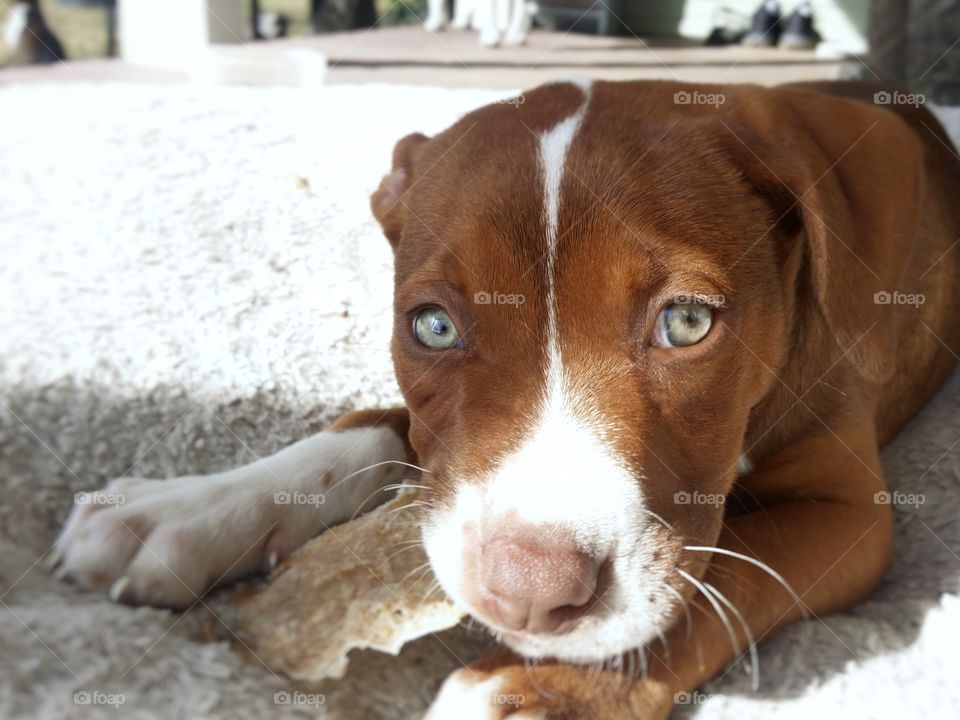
[726,85,924,383]
[370,132,430,250]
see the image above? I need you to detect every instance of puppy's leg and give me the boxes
[54,408,413,609]
[427,422,893,718]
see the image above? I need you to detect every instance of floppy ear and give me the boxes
[726,86,924,383]
[370,132,430,250]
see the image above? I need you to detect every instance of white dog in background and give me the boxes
[425,0,535,47]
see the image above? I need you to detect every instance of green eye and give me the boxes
[413,308,461,349]
[654,303,713,347]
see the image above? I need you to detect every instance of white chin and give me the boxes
[498,613,662,664]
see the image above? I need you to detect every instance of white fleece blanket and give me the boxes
[1,83,959,720]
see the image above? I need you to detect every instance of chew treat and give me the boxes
[228,491,464,681]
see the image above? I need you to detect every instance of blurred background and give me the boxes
[0,0,956,98]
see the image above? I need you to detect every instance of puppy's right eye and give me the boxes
[653,303,713,348]
[413,308,461,349]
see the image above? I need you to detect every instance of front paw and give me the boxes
[52,475,284,609]
[426,659,675,720]
[426,668,547,719]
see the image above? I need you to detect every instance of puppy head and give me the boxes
[371,81,920,661]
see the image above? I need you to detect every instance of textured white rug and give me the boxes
[1,82,959,720]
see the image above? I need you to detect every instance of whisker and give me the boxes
[655,627,671,664]
[408,566,434,591]
[328,460,429,496]
[665,586,693,641]
[387,500,435,513]
[348,474,423,521]
[401,561,431,584]
[625,649,636,692]
[525,658,558,702]
[382,482,430,493]
[642,508,674,530]
[384,543,424,562]
[703,580,760,692]
[677,569,740,673]
[683,546,807,617]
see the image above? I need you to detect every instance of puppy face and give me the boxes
[375,81,797,662]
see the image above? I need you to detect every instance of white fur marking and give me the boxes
[424,82,673,662]
[538,81,592,404]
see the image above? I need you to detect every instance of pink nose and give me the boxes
[477,533,600,634]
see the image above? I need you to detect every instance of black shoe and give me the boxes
[779,2,820,49]
[705,8,749,47]
[742,0,781,47]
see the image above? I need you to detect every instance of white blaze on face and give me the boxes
[423,81,668,661]
[483,79,641,549]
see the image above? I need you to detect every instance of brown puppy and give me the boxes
[55,80,960,718]
[373,80,960,718]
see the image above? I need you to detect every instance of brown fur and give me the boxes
[360,80,960,718]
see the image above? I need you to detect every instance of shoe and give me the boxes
[705,8,749,47]
[742,0,781,47]
[779,2,821,49]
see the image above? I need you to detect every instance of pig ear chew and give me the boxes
[370,132,430,250]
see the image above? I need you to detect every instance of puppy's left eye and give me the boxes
[413,307,461,349]
[653,303,713,348]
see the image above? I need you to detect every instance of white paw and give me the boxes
[53,474,286,609]
[53,427,407,609]
[425,670,545,719]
